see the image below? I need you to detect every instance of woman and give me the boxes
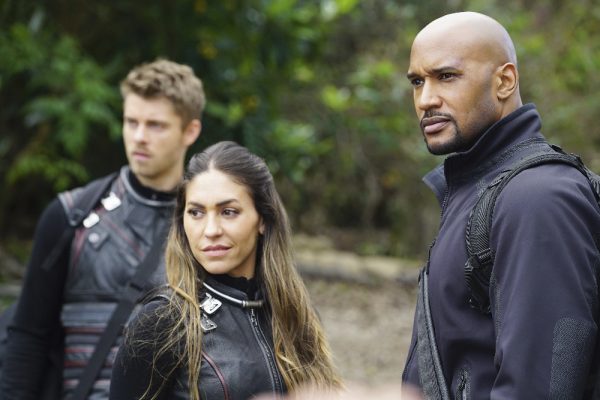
[110,141,341,400]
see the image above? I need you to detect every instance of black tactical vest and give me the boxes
[58,166,174,399]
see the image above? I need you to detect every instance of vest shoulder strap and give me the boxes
[41,172,118,272]
[465,145,595,314]
[58,171,118,227]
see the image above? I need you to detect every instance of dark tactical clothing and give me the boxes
[1,167,174,400]
[403,104,600,399]
[109,275,286,400]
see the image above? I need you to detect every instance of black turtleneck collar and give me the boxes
[127,169,176,202]
[210,274,259,298]
[444,104,542,174]
[423,104,545,202]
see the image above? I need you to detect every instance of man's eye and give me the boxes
[410,78,423,87]
[439,73,455,80]
[148,122,166,130]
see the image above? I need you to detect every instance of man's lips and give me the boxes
[132,151,151,161]
[421,116,451,135]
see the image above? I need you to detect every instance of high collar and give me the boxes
[203,275,265,308]
[210,273,259,297]
[444,103,543,179]
[424,104,545,200]
[127,168,177,203]
[120,166,176,208]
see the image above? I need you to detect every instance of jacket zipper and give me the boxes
[456,372,468,400]
[440,184,450,220]
[249,308,284,393]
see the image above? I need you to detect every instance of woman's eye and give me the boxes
[222,208,239,217]
[187,208,204,218]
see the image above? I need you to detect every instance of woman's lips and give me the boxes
[202,245,231,257]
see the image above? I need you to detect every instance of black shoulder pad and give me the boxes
[58,172,118,227]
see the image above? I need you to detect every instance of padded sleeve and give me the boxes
[489,164,600,399]
[0,198,71,399]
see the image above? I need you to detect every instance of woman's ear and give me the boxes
[259,219,265,235]
[496,62,519,100]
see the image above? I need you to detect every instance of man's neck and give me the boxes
[128,170,176,201]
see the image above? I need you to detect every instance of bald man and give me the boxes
[402,12,600,399]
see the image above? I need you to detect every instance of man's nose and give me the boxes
[133,125,147,142]
[416,81,442,111]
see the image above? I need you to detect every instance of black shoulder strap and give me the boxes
[464,147,590,314]
[63,172,119,227]
[70,223,170,400]
[40,172,118,271]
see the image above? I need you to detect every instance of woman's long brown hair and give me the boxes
[141,141,340,399]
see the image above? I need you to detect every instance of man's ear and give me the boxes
[183,119,202,146]
[496,63,519,100]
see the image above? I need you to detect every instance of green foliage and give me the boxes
[264,119,332,183]
[7,153,87,190]
[494,0,600,172]
[0,13,120,236]
[0,24,120,166]
[1,0,600,261]
[321,85,351,111]
[265,1,440,255]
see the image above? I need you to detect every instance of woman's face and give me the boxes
[183,168,264,278]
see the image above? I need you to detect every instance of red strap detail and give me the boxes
[202,351,230,400]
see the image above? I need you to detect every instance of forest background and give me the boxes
[2,0,600,277]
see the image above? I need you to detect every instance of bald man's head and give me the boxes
[407,12,522,155]
[415,12,518,67]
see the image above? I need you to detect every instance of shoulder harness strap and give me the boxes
[465,145,592,314]
[58,172,118,227]
[41,172,117,271]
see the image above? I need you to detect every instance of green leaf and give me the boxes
[321,85,351,111]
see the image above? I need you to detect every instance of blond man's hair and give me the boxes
[120,58,206,126]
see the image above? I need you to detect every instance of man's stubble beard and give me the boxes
[424,121,470,156]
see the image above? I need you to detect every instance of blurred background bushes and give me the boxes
[1,0,600,269]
